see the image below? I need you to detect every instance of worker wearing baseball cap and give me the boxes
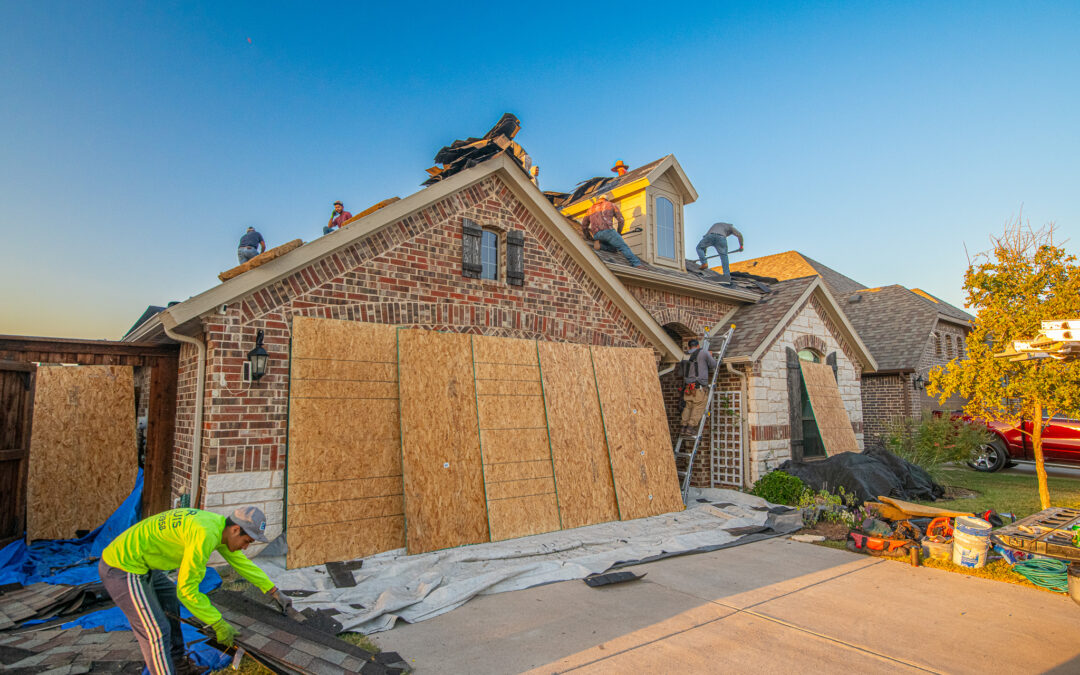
[99,506,292,674]
[324,200,352,235]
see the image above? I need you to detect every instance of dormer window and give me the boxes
[656,197,676,259]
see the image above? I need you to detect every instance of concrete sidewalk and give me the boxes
[373,538,1080,673]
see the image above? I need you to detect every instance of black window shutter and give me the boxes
[462,218,482,278]
[826,352,838,382]
[506,230,525,286]
[787,347,804,461]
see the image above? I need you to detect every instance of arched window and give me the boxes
[798,349,821,363]
[656,197,675,259]
[480,230,499,280]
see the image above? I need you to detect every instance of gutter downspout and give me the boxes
[725,361,750,488]
[161,314,206,508]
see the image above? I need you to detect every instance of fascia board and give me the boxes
[813,282,880,372]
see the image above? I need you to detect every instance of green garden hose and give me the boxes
[1013,559,1069,593]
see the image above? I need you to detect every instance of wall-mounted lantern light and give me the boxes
[247,329,269,381]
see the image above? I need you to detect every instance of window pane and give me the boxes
[656,197,675,259]
[481,230,498,280]
[797,349,820,363]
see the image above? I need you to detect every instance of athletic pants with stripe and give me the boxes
[99,559,185,674]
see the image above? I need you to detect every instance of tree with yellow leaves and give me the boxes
[928,223,1080,509]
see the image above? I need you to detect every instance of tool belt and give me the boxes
[682,383,697,394]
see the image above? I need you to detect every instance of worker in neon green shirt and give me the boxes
[99,506,291,675]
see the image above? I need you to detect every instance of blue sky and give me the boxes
[1,2,1076,339]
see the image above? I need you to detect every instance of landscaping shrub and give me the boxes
[749,470,807,505]
[883,412,990,481]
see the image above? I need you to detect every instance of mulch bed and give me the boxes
[798,521,850,541]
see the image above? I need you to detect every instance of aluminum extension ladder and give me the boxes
[674,324,735,501]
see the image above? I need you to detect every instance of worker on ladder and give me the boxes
[679,339,717,436]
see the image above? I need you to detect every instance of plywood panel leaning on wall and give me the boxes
[590,346,683,520]
[799,360,860,455]
[472,336,560,541]
[27,365,137,540]
[398,330,489,554]
[286,318,405,568]
[536,341,619,529]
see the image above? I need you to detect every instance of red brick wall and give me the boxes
[179,174,660,490]
[172,342,200,504]
[860,373,910,441]
[625,285,736,342]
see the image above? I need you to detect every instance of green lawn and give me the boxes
[917,465,1080,518]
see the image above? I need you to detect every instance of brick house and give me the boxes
[731,251,974,441]
[123,141,876,547]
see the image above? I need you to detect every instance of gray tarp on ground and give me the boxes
[250,489,800,633]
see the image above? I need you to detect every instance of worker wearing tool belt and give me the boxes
[581,193,642,267]
[99,506,293,675]
[680,339,717,436]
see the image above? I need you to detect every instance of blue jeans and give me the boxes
[237,246,259,263]
[595,228,642,267]
[323,225,334,235]
[697,233,729,279]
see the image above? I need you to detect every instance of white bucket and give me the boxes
[952,516,992,568]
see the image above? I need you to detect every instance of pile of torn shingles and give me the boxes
[210,590,408,674]
[0,626,145,674]
[0,583,108,630]
[422,113,532,186]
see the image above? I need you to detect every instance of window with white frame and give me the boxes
[480,229,499,280]
[656,196,676,259]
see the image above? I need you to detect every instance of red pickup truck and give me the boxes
[969,415,1080,471]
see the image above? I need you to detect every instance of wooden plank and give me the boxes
[537,342,618,529]
[0,335,178,361]
[799,360,860,455]
[398,330,489,554]
[472,336,560,542]
[590,346,683,520]
[143,356,177,517]
[27,365,138,540]
[285,318,405,568]
[0,366,33,541]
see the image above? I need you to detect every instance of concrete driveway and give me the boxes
[373,537,1080,674]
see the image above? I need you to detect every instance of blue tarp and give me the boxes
[0,469,229,671]
[0,469,144,586]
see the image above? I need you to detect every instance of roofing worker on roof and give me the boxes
[581,193,642,268]
[324,200,352,235]
[237,227,266,264]
[99,507,293,675]
[695,222,744,280]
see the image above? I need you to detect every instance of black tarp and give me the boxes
[776,443,944,505]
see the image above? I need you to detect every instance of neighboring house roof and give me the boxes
[559,155,699,209]
[123,305,165,338]
[730,251,867,295]
[841,285,964,371]
[721,276,877,371]
[908,287,975,324]
[123,153,686,364]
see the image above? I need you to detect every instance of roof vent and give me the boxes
[848,294,863,303]
[611,160,629,177]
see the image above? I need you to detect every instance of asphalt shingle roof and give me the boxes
[841,285,941,370]
[562,157,668,207]
[593,249,769,296]
[722,277,816,359]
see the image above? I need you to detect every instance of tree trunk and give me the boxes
[1032,399,1051,510]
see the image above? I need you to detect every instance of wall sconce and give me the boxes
[913,373,927,391]
[247,329,269,381]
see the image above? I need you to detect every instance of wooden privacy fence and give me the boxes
[286,318,682,569]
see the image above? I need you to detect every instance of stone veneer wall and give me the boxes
[174,173,658,510]
[745,299,864,483]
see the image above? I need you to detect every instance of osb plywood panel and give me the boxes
[472,336,560,542]
[537,342,618,529]
[799,360,860,455]
[590,346,683,520]
[399,330,489,554]
[286,318,404,569]
[27,365,137,540]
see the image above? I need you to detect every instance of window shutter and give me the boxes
[506,230,525,286]
[462,218,482,278]
[826,352,838,382]
[787,348,804,461]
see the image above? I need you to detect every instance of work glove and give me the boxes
[211,618,238,648]
[268,586,293,613]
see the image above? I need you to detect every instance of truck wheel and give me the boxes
[968,438,1008,472]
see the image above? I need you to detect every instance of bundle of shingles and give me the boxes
[0,583,108,631]
[0,625,145,673]
[203,590,408,675]
[422,113,532,186]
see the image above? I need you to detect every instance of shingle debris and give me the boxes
[423,113,532,186]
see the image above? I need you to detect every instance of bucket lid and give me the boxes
[955,516,992,534]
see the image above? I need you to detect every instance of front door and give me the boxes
[0,360,35,545]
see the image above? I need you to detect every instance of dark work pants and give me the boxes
[99,559,184,674]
